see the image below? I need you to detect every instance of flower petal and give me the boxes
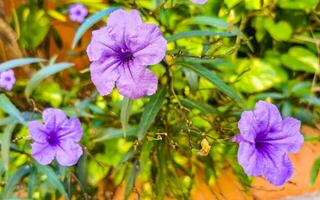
[28,121,47,143]
[116,63,157,99]
[56,140,83,166]
[106,9,142,43]
[131,24,167,65]
[0,69,15,91]
[263,117,303,153]
[237,141,263,176]
[253,101,282,134]
[238,111,257,142]
[86,27,119,61]
[263,153,293,186]
[42,108,67,131]
[90,58,121,96]
[58,118,83,142]
[191,0,208,4]
[31,142,55,165]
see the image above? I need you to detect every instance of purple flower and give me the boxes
[0,69,15,91]
[68,3,88,23]
[86,9,167,99]
[28,108,83,166]
[191,0,208,4]
[234,101,304,186]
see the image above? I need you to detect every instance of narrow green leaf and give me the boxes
[72,7,118,48]
[180,16,241,34]
[175,57,228,66]
[180,98,216,114]
[0,94,25,124]
[25,62,74,99]
[36,164,69,199]
[120,97,133,138]
[0,58,46,72]
[2,166,31,199]
[1,122,16,170]
[125,160,138,200]
[167,30,236,42]
[76,155,88,192]
[310,156,320,186]
[181,63,243,105]
[137,88,167,140]
[93,127,138,142]
[183,68,198,93]
[28,169,37,199]
[304,135,320,142]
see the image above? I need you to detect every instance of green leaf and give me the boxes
[1,122,16,171]
[265,18,292,41]
[120,97,133,138]
[28,169,37,199]
[0,94,25,124]
[180,16,241,35]
[310,156,320,186]
[234,59,287,93]
[2,166,31,199]
[167,30,237,42]
[175,57,227,66]
[281,47,318,73]
[17,7,50,49]
[72,7,118,48]
[304,135,320,142]
[137,87,167,140]
[224,0,242,8]
[125,160,139,200]
[0,58,46,72]
[76,155,88,192]
[181,63,242,105]
[183,68,198,93]
[36,164,69,199]
[278,0,319,10]
[180,98,216,114]
[93,127,138,142]
[25,62,74,99]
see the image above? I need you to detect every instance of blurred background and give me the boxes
[0,0,320,199]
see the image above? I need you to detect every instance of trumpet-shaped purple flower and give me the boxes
[0,69,15,91]
[28,108,83,166]
[191,0,208,4]
[86,9,167,99]
[234,101,304,186]
[68,3,88,23]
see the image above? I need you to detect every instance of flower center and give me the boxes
[255,141,266,150]
[47,133,59,145]
[119,48,133,62]
[5,76,11,82]
[76,10,82,15]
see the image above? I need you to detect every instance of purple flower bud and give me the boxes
[86,9,167,99]
[191,0,208,4]
[0,69,16,91]
[234,101,304,186]
[68,3,88,23]
[28,108,83,166]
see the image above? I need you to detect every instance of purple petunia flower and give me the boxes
[28,108,83,166]
[191,0,208,4]
[234,101,304,186]
[86,9,167,99]
[0,69,16,91]
[68,3,88,23]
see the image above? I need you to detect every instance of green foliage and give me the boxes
[0,58,46,72]
[0,0,319,199]
[310,157,320,186]
[25,62,74,99]
[16,5,50,49]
